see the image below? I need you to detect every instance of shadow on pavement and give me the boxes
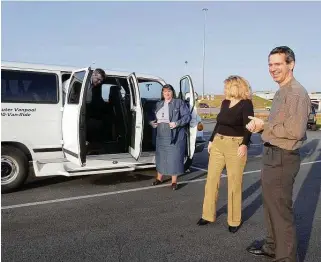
[91,170,156,186]
[5,172,82,194]
[295,145,321,262]
[218,179,262,220]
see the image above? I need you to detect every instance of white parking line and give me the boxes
[192,159,321,172]
[2,160,321,210]
[191,166,261,176]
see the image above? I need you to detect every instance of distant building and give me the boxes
[253,91,275,100]
[254,91,321,111]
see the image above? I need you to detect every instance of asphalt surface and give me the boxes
[2,122,321,262]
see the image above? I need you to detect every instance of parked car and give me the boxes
[199,103,209,108]
[307,105,317,131]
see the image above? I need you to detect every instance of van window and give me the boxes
[138,81,163,99]
[67,71,86,104]
[179,78,190,100]
[128,77,137,106]
[1,69,58,103]
[101,84,126,102]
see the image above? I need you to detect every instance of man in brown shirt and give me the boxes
[245,46,310,262]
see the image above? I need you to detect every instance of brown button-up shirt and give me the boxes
[262,78,311,151]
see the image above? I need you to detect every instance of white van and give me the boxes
[1,62,206,192]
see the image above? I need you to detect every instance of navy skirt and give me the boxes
[155,123,186,176]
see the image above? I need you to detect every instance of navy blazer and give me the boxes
[149,98,191,144]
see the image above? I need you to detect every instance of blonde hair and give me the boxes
[224,75,252,100]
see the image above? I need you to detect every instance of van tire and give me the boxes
[1,146,29,193]
[311,124,317,131]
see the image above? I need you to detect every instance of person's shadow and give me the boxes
[294,142,321,262]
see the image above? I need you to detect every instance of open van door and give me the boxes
[62,68,91,166]
[180,75,197,159]
[127,73,144,160]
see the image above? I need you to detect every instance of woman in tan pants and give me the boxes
[197,75,254,233]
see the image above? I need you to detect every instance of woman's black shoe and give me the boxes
[228,222,243,233]
[171,183,178,190]
[197,218,211,226]
[152,179,162,186]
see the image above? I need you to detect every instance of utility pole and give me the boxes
[202,8,208,100]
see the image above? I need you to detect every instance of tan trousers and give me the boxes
[202,134,247,226]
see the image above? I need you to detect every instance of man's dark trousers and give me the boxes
[261,144,301,262]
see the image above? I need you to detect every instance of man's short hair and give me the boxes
[269,46,295,64]
[93,68,106,78]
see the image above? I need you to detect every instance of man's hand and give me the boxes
[169,122,177,129]
[246,116,264,133]
[208,141,212,154]
[150,120,158,128]
[237,145,247,158]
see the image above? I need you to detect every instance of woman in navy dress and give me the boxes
[149,84,191,190]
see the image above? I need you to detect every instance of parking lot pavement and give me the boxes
[1,129,321,262]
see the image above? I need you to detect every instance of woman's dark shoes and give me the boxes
[228,221,243,233]
[197,218,211,226]
[152,179,162,186]
[228,225,241,233]
[228,222,243,234]
[171,183,178,190]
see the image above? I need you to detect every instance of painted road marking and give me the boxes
[2,160,321,210]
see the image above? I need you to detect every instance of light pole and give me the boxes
[184,60,188,73]
[202,7,208,100]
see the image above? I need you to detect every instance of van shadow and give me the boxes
[13,175,82,193]
[11,169,157,193]
[91,169,156,186]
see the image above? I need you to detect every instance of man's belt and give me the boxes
[263,142,277,148]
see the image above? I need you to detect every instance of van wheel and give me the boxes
[311,124,317,131]
[184,157,193,172]
[1,146,29,193]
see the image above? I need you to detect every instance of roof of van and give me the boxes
[1,61,166,82]
[1,61,79,72]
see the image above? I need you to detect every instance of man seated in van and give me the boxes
[86,69,107,147]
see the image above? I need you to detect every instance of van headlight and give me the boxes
[197,122,204,131]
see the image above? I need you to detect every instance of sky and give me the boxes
[2,1,321,95]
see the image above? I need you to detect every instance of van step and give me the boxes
[37,158,68,164]
[33,160,136,177]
